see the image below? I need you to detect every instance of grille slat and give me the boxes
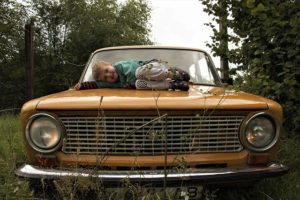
[64,141,241,146]
[63,145,241,150]
[64,128,239,134]
[65,136,239,142]
[65,123,241,129]
[61,115,244,155]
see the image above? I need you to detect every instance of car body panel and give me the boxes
[17,46,288,185]
[34,87,268,110]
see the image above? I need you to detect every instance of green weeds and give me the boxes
[0,113,32,199]
[212,133,300,200]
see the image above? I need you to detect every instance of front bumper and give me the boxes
[15,163,288,186]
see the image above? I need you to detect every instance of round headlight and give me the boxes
[240,112,280,152]
[26,113,63,153]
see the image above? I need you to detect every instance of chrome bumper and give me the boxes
[15,163,288,185]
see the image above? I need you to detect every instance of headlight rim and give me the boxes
[240,111,280,152]
[26,113,64,154]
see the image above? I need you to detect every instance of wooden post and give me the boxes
[25,22,34,100]
[219,0,229,79]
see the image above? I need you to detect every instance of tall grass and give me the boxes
[0,113,32,199]
[0,113,299,199]
[215,133,300,200]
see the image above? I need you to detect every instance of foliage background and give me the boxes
[201,0,300,135]
[0,0,152,110]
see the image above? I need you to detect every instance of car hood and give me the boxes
[35,85,269,110]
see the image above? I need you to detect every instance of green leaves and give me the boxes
[251,3,266,16]
[0,0,28,109]
[201,0,300,134]
[246,0,255,9]
[31,0,152,94]
[0,0,152,109]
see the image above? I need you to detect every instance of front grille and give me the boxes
[61,115,244,155]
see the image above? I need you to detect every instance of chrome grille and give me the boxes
[61,115,244,155]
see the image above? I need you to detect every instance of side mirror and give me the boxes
[221,77,233,85]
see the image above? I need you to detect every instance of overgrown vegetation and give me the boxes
[0,114,299,199]
[0,0,152,110]
[201,0,300,135]
[0,114,31,199]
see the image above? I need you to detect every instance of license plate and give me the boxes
[105,186,203,200]
[166,186,203,200]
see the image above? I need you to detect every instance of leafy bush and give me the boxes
[0,0,152,110]
[201,0,300,134]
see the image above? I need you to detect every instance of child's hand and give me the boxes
[122,83,133,89]
[75,81,98,90]
[74,83,81,90]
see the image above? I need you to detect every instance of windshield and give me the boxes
[82,48,220,85]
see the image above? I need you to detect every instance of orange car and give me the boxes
[16,46,288,188]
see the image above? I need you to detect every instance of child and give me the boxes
[76,59,190,91]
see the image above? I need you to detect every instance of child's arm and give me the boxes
[75,81,123,90]
[75,81,98,90]
[95,81,122,88]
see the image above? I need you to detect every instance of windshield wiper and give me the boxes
[188,82,217,87]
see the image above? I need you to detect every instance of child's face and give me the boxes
[98,64,118,82]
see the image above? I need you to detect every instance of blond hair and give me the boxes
[92,60,111,81]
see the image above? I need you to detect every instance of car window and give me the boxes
[82,48,220,85]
